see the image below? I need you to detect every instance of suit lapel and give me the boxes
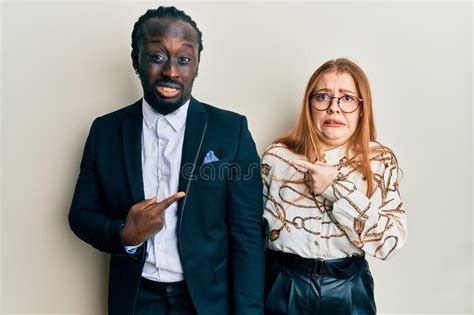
[177,97,208,214]
[122,100,145,204]
[121,97,207,215]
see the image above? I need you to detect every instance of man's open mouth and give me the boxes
[156,85,180,98]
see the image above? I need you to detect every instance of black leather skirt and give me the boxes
[264,250,376,315]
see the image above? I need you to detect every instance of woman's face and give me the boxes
[310,71,361,150]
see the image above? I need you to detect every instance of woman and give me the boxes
[262,58,407,315]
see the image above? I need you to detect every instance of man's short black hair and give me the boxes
[131,6,203,56]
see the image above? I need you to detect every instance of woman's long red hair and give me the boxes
[275,58,380,196]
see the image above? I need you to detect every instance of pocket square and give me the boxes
[203,150,220,164]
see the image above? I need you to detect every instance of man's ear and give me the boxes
[131,50,139,73]
[194,64,200,78]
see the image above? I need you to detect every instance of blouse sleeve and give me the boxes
[261,153,271,208]
[321,150,407,260]
[261,145,288,241]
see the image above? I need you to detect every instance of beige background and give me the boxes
[1,1,472,314]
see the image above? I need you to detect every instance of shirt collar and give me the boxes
[142,98,190,132]
[323,144,347,164]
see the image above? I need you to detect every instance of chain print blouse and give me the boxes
[262,142,407,260]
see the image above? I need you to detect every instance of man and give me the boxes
[69,6,264,315]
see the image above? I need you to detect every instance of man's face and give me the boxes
[132,18,199,114]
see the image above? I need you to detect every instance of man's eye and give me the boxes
[151,54,166,62]
[178,56,191,65]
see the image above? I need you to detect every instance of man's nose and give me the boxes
[162,59,179,79]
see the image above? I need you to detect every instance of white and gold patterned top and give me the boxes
[262,142,407,260]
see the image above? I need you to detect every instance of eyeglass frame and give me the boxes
[309,92,363,113]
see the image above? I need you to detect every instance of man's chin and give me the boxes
[154,91,183,104]
[149,97,184,115]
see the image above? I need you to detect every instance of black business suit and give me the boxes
[69,97,265,314]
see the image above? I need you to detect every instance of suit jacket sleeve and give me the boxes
[226,116,265,314]
[68,118,128,255]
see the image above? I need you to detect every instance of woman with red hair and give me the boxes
[262,58,407,314]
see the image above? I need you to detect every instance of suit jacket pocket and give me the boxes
[214,258,228,283]
[196,159,233,188]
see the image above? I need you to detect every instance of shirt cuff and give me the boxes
[124,244,142,254]
[321,172,357,202]
[119,223,143,255]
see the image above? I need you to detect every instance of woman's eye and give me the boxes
[316,94,330,101]
[343,95,355,102]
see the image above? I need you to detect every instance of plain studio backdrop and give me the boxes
[1,1,472,314]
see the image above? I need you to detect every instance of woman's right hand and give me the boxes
[290,159,339,195]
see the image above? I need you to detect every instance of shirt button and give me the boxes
[314,240,319,246]
[166,286,173,293]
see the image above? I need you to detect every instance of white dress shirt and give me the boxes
[136,98,189,282]
[262,142,407,261]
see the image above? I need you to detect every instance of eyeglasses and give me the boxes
[309,93,363,113]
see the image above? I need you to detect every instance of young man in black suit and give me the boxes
[69,6,264,314]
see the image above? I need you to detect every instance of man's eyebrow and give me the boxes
[182,42,195,49]
[147,39,195,49]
